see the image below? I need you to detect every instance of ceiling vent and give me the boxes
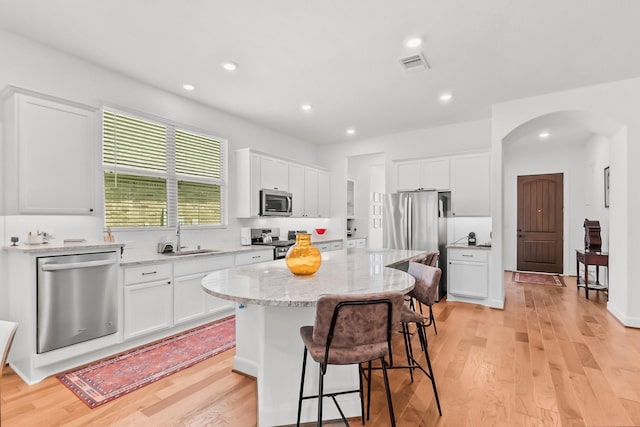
[399,53,430,73]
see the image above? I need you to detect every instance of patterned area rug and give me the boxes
[512,271,566,287]
[57,315,235,408]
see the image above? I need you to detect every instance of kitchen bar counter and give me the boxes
[202,248,424,426]
[202,247,417,307]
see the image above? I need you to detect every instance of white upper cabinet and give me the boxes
[397,157,450,192]
[236,149,261,217]
[450,152,491,217]
[260,156,289,191]
[2,88,97,214]
[288,165,330,218]
[304,168,319,217]
[397,161,422,191]
[288,163,306,217]
[346,179,355,218]
[236,148,331,218]
[317,171,330,218]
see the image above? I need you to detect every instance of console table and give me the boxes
[575,249,608,300]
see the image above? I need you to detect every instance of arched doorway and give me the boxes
[501,110,623,277]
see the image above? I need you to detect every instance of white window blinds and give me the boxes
[102,109,226,228]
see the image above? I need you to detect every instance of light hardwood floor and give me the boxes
[2,273,640,426]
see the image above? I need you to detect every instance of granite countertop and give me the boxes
[2,240,124,253]
[447,243,492,250]
[120,245,273,266]
[201,248,425,307]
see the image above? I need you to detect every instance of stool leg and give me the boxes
[419,326,442,416]
[381,357,396,427]
[401,322,415,382]
[297,347,308,427]
[358,363,365,425]
[430,306,437,335]
[317,363,324,427]
[366,361,372,421]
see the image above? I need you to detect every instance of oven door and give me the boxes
[260,189,292,216]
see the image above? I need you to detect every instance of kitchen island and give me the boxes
[201,247,424,426]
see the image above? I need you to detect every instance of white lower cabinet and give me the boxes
[124,279,173,340]
[173,255,235,325]
[447,248,489,299]
[235,249,274,265]
[346,238,367,249]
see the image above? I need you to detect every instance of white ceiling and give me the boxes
[1,0,640,145]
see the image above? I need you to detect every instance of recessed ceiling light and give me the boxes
[183,84,195,91]
[346,128,355,135]
[539,131,550,139]
[405,37,423,48]
[222,62,238,71]
[439,92,453,102]
[301,104,312,111]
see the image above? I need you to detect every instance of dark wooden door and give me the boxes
[517,173,563,273]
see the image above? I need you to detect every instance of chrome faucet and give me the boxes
[176,223,182,252]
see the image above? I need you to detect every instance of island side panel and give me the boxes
[257,305,361,426]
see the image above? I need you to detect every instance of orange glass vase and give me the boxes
[285,233,322,275]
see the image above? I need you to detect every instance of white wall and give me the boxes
[492,77,640,327]
[584,135,610,251]
[0,30,323,318]
[503,139,589,274]
[320,119,492,242]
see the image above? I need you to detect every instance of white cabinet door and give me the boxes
[235,149,261,217]
[318,171,331,218]
[260,156,289,191]
[174,273,208,324]
[124,279,173,339]
[304,168,319,217]
[346,179,355,218]
[451,153,491,217]
[447,248,489,299]
[421,157,450,190]
[4,92,96,214]
[289,163,305,217]
[397,161,422,191]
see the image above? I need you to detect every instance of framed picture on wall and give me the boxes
[604,166,610,208]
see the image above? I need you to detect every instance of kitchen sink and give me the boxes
[162,249,222,256]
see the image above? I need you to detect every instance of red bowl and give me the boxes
[315,228,327,235]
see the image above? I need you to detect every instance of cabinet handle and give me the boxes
[462,254,473,257]
[252,255,260,259]
[89,208,94,212]
[142,271,157,275]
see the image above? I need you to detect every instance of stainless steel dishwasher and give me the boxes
[37,251,118,353]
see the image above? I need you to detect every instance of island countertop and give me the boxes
[201,247,425,307]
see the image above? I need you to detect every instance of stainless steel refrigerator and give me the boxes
[383,190,449,300]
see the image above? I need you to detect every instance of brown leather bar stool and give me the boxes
[409,251,440,334]
[399,262,442,414]
[365,262,442,420]
[296,291,404,427]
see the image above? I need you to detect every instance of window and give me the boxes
[103,109,226,228]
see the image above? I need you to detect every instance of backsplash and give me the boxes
[448,217,492,246]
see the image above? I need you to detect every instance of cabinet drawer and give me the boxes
[235,249,274,266]
[316,243,331,252]
[330,241,342,250]
[174,255,234,276]
[346,240,356,248]
[448,248,488,263]
[124,263,172,285]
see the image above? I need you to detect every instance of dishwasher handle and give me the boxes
[41,259,115,271]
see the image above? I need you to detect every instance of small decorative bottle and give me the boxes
[285,233,322,275]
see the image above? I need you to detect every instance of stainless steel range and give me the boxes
[250,228,296,259]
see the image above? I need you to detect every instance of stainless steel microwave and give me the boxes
[259,189,293,216]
